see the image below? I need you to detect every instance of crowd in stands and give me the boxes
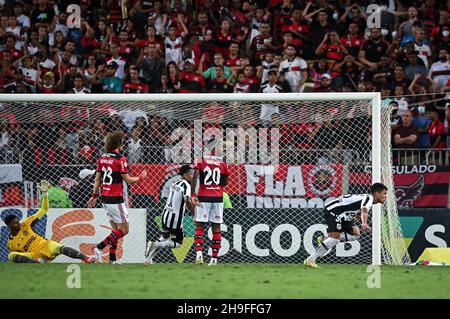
[0,0,450,168]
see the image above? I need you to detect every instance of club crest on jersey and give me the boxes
[308,165,338,196]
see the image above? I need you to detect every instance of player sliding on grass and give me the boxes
[88,131,148,264]
[304,183,388,268]
[144,165,195,264]
[4,180,95,264]
[191,151,229,266]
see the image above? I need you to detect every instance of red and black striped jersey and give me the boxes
[193,156,229,202]
[180,71,205,93]
[123,81,149,93]
[96,151,128,204]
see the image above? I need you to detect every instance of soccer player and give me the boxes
[87,131,148,264]
[144,165,195,264]
[304,183,388,268]
[191,152,229,266]
[4,180,94,264]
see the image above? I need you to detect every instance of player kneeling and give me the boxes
[4,180,95,264]
[144,165,195,264]
[304,183,388,268]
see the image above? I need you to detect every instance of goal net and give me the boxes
[0,93,410,265]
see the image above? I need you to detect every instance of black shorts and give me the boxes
[161,223,184,243]
[324,211,354,233]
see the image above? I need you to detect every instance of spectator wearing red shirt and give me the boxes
[229,0,247,27]
[225,42,241,72]
[179,59,205,93]
[315,32,348,65]
[250,22,276,64]
[36,70,62,94]
[281,8,309,40]
[193,29,216,68]
[136,26,164,56]
[0,35,23,62]
[189,11,217,41]
[215,19,235,57]
[427,106,446,149]
[243,65,260,92]
[276,30,302,56]
[273,0,296,32]
[123,66,149,93]
[340,22,365,57]
[117,30,136,62]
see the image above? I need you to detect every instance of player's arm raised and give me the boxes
[34,180,50,219]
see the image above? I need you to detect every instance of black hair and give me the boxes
[179,164,192,176]
[371,183,388,193]
[2,214,18,226]
[426,105,438,113]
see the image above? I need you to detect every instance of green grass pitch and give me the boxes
[1,263,449,299]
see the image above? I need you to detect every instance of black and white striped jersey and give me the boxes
[325,194,374,222]
[162,179,191,230]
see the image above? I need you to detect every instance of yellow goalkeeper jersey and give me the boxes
[7,196,49,253]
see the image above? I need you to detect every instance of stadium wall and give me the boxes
[0,207,448,263]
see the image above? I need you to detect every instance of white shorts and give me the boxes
[103,203,129,224]
[194,202,224,224]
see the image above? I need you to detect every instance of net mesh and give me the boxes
[0,94,410,265]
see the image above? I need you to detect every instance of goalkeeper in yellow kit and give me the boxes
[4,180,95,264]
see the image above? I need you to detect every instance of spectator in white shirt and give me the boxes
[278,44,308,92]
[429,48,450,89]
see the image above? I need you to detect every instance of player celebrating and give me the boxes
[144,165,195,264]
[88,131,147,264]
[4,180,95,264]
[304,183,388,268]
[191,151,229,266]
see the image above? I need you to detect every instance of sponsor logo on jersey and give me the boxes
[23,235,36,251]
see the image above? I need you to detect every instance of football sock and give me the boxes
[110,242,117,261]
[104,230,124,262]
[310,237,339,261]
[13,255,38,263]
[211,231,221,258]
[60,246,87,260]
[340,233,360,242]
[97,229,124,250]
[155,240,181,249]
[194,227,205,252]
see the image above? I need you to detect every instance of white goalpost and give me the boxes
[0,93,410,265]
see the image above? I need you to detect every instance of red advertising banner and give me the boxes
[349,165,450,208]
[130,164,344,203]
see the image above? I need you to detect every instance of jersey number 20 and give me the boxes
[204,166,221,185]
